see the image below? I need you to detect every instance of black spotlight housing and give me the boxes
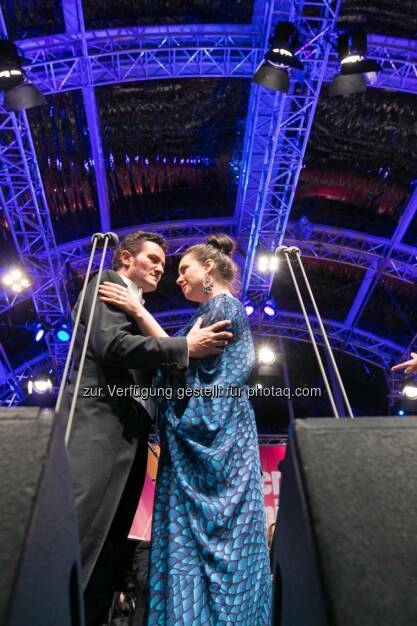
[266,22,304,71]
[329,30,381,96]
[0,40,25,90]
[253,64,290,93]
[252,21,304,94]
[4,80,46,111]
[328,73,366,97]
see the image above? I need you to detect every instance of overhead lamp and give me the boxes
[263,298,277,317]
[4,79,46,111]
[0,40,45,111]
[27,373,54,395]
[253,22,304,94]
[0,40,24,90]
[329,30,381,97]
[1,267,31,292]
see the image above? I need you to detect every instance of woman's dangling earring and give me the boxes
[203,274,214,294]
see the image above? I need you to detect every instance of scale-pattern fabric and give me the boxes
[146,294,271,626]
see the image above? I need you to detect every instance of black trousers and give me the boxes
[83,442,149,626]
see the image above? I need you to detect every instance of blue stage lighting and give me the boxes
[244,298,255,316]
[398,409,405,416]
[263,299,276,317]
[34,323,45,342]
[28,374,53,395]
[57,324,70,342]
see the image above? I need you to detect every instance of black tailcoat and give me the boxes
[62,269,187,588]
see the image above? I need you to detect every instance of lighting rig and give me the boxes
[253,22,381,96]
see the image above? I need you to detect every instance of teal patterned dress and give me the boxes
[146,294,271,626]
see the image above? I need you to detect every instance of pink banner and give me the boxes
[130,444,287,540]
[259,445,287,530]
[129,446,159,540]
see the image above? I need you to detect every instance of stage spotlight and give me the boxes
[34,322,45,342]
[244,298,255,316]
[0,40,24,90]
[253,64,290,93]
[402,382,417,400]
[397,409,405,417]
[2,267,31,292]
[258,346,277,365]
[257,254,279,273]
[253,21,303,94]
[329,30,381,97]
[328,73,366,97]
[263,298,277,317]
[4,79,46,111]
[27,373,54,395]
[0,40,45,111]
[56,323,70,342]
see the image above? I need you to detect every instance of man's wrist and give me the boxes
[134,305,144,320]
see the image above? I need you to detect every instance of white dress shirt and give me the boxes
[119,274,145,305]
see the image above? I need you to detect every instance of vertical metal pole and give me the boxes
[65,235,111,446]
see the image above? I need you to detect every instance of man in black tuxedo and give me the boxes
[63,231,232,626]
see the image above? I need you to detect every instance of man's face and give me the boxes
[123,241,166,293]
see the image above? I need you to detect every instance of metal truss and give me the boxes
[47,218,417,285]
[12,26,417,96]
[17,25,263,93]
[238,0,342,298]
[0,340,24,403]
[0,353,46,407]
[0,9,70,374]
[284,221,417,285]
[0,108,70,369]
[344,186,417,328]
[258,434,288,445]
[0,306,402,405]
[55,218,237,273]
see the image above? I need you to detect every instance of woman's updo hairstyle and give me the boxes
[184,233,239,290]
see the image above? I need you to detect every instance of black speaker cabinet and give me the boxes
[273,417,417,626]
[0,407,84,626]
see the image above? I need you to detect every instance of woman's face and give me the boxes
[176,253,209,303]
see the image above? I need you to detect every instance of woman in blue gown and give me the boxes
[99,234,272,625]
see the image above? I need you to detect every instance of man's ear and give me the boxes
[120,249,132,268]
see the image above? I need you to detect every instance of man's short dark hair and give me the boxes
[112,231,168,270]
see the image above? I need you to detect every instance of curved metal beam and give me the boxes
[285,222,417,284]
[15,27,417,95]
[55,219,417,285]
[57,217,237,271]
[18,25,263,94]
[344,186,417,328]
[4,218,417,316]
